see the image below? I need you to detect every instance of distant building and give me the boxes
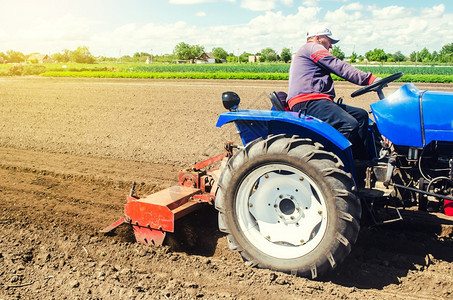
[196,52,216,64]
[27,54,52,64]
[175,52,217,64]
[248,55,261,63]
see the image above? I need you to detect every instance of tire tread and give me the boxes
[215,135,360,278]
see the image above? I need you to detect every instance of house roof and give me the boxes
[28,54,49,61]
[200,52,215,60]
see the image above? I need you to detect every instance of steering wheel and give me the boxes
[351,72,403,99]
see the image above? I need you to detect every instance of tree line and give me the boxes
[112,43,293,64]
[2,42,453,64]
[0,46,96,64]
[332,44,453,64]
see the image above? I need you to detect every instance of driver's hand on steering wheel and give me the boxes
[372,77,383,83]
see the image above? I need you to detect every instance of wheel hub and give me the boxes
[248,170,325,246]
[275,195,301,224]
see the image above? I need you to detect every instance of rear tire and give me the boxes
[215,134,360,278]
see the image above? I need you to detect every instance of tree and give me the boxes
[386,53,394,62]
[260,48,278,62]
[6,50,25,63]
[69,46,95,63]
[155,54,175,63]
[431,51,440,62]
[0,52,7,63]
[173,42,204,61]
[173,42,191,60]
[350,51,358,63]
[365,48,387,62]
[51,49,70,63]
[280,48,291,63]
[419,47,432,62]
[212,47,228,61]
[119,55,133,62]
[331,45,345,60]
[192,45,204,59]
[409,51,418,62]
[239,52,252,63]
[440,43,453,62]
[392,51,406,62]
[133,52,151,62]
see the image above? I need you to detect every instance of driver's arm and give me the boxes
[313,45,377,85]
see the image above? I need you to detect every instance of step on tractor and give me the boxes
[103,73,453,278]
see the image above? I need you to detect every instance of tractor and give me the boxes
[103,73,453,278]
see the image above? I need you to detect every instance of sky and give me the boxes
[0,0,452,58]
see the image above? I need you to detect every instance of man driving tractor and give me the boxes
[287,27,380,159]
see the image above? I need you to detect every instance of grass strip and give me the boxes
[40,71,453,83]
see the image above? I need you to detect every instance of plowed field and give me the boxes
[0,77,452,299]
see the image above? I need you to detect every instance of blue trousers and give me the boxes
[292,99,369,159]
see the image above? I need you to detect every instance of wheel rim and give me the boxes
[235,163,328,259]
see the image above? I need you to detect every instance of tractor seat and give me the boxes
[269,91,289,111]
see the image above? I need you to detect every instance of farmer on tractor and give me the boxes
[287,27,380,159]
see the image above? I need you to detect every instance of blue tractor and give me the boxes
[104,73,453,279]
[214,73,453,278]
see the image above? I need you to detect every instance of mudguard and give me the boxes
[216,109,354,171]
[371,83,453,147]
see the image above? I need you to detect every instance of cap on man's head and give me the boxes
[306,28,339,44]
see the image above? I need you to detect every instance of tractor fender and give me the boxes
[217,110,354,172]
[217,109,351,150]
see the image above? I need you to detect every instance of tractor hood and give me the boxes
[371,83,453,147]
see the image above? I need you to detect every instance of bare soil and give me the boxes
[0,77,452,299]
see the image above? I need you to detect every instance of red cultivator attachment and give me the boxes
[101,144,232,246]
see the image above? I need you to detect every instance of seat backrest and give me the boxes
[269,91,289,111]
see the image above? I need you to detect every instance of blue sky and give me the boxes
[0,0,452,58]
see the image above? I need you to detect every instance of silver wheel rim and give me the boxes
[235,163,328,259]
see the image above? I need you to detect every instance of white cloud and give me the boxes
[240,0,293,11]
[91,21,205,56]
[342,2,364,11]
[196,11,207,16]
[281,0,293,6]
[169,0,235,3]
[1,1,453,58]
[241,0,277,11]
[1,13,97,54]
[325,5,362,21]
[323,3,453,55]
[370,5,406,20]
[302,0,318,7]
[86,2,453,57]
[90,5,324,56]
[0,29,10,42]
[421,4,445,18]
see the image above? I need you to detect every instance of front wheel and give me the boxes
[215,135,361,278]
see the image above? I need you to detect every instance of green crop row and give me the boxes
[126,64,453,75]
[2,62,453,82]
[40,70,453,83]
[40,70,289,80]
[127,63,289,74]
[332,73,453,83]
[356,65,453,75]
[125,63,453,75]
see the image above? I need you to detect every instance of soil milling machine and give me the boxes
[103,73,453,278]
